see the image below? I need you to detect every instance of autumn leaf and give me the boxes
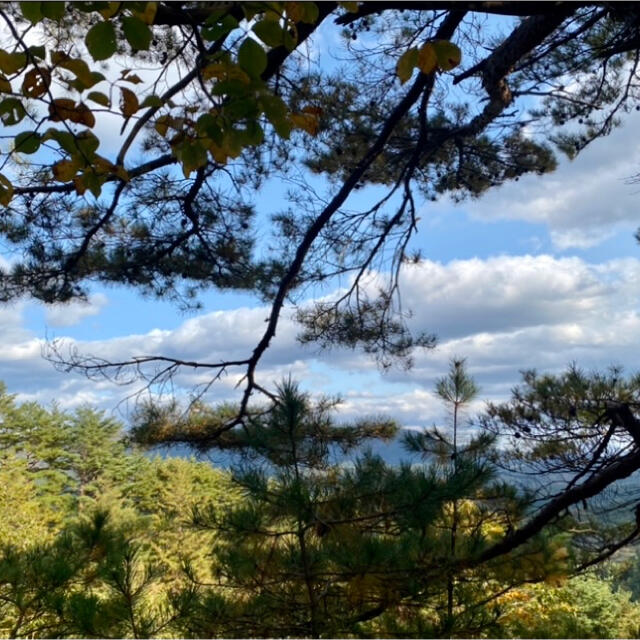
[432,40,462,71]
[0,172,13,205]
[22,68,51,98]
[52,158,81,182]
[120,87,140,117]
[417,43,437,74]
[396,48,418,84]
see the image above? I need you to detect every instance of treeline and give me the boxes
[2,367,640,637]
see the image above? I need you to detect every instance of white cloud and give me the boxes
[451,112,640,248]
[2,255,640,426]
[44,293,109,328]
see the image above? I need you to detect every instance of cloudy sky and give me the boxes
[3,103,640,432]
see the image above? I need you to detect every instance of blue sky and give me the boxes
[2,15,640,435]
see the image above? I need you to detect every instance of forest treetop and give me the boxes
[1,1,639,417]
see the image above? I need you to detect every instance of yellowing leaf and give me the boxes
[417,42,437,74]
[120,87,139,117]
[290,107,322,135]
[99,2,121,19]
[432,39,462,71]
[0,50,27,75]
[396,48,418,84]
[48,99,95,127]
[133,2,158,25]
[52,158,80,182]
[0,173,13,206]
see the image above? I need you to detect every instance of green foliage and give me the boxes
[3,368,640,637]
[496,575,640,639]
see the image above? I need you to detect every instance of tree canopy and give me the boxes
[0,1,639,416]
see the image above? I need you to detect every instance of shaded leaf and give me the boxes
[20,1,42,23]
[87,91,110,107]
[85,21,117,61]
[122,16,152,50]
[0,50,27,75]
[0,75,11,93]
[141,94,163,108]
[238,38,267,78]
[14,130,41,154]
[133,2,158,25]
[41,2,65,20]
[202,14,238,41]
[252,20,283,47]
[0,98,26,125]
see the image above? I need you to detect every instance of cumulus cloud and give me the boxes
[2,255,640,426]
[44,293,109,328]
[450,112,640,248]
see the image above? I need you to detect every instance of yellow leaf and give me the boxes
[120,87,139,117]
[99,2,121,19]
[154,114,173,136]
[396,48,417,84]
[432,39,462,71]
[290,111,320,135]
[417,42,437,74]
[52,158,80,182]
[134,2,157,25]
[0,173,13,206]
[207,141,228,164]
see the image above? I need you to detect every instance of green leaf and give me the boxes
[140,94,163,108]
[237,38,267,79]
[396,47,418,84]
[85,21,117,61]
[0,50,27,75]
[196,113,221,140]
[242,119,264,145]
[41,2,65,20]
[20,1,42,23]
[42,128,77,154]
[252,20,283,48]
[28,45,46,60]
[75,130,100,158]
[14,130,41,154]
[0,98,26,126]
[201,14,238,42]
[177,139,208,177]
[87,91,110,107]
[122,16,152,50]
